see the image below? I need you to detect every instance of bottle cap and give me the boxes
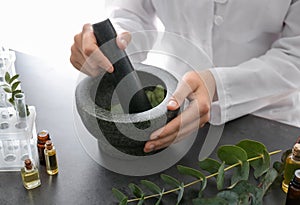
[292,169,300,185]
[45,140,53,150]
[293,143,300,158]
[24,159,32,169]
[37,130,50,143]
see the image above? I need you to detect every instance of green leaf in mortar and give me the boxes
[198,158,221,175]
[237,139,270,178]
[217,145,248,165]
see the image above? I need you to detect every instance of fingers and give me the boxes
[116,32,131,50]
[144,113,209,152]
[70,23,131,76]
[144,71,213,153]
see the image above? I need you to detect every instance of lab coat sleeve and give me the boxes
[209,0,300,125]
[107,0,157,62]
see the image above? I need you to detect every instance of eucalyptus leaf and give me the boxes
[230,180,263,205]
[128,183,143,198]
[237,140,270,178]
[155,189,164,205]
[11,81,21,91]
[217,162,225,190]
[160,174,181,188]
[198,158,221,175]
[140,180,161,194]
[4,72,10,84]
[9,74,20,84]
[217,145,248,165]
[231,161,250,187]
[259,168,279,195]
[193,197,229,205]
[12,89,22,97]
[217,191,239,205]
[112,188,127,201]
[137,195,144,205]
[176,183,184,205]
[177,165,207,191]
[273,161,284,174]
[3,87,12,93]
[119,197,128,205]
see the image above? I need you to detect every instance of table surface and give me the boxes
[0,52,299,205]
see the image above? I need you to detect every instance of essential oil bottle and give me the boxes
[282,143,300,193]
[44,140,58,175]
[20,159,41,190]
[286,169,300,205]
[37,130,51,165]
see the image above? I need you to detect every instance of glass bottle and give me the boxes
[44,140,58,175]
[20,158,41,190]
[282,143,300,193]
[37,130,50,165]
[286,169,300,205]
[14,93,27,129]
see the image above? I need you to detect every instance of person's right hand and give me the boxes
[70,23,131,77]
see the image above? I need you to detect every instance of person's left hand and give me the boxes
[144,70,216,153]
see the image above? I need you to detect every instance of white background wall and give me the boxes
[0,0,108,69]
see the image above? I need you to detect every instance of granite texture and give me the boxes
[75,64,180,156]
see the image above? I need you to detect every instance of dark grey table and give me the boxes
[0,52,299,205]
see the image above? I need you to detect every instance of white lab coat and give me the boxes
[107,0,300,128]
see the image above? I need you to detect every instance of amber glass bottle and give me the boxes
[44,140,58,175]
[286,169,300,205]
[37,130,50,165]
[282,143,300,193]
[20,159,41,190]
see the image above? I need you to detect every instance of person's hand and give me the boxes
[70,23,131,76]
[144,70,216,153]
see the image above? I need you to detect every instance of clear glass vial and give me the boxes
[44,140,58,175]
[20,159,41,190]
[282,143,300,193]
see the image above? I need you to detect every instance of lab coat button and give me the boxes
[214,15,224,26]
[215,0,228,3]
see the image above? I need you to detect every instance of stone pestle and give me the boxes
[92,19,152,114]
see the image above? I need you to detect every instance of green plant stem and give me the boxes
[127,150,281,203]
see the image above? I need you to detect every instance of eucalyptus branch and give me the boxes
[126,149,281,203]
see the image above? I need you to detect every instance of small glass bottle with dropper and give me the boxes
[286,169,300,205]
[282,143,300,193]
[20,158,41,190]
[44,140,58,175]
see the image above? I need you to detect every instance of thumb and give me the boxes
[167,79,193,111]
[116,32,131,50]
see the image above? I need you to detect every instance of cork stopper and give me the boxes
[45,140,53,150]
[293,143,300,158]
[24,159,32,170]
